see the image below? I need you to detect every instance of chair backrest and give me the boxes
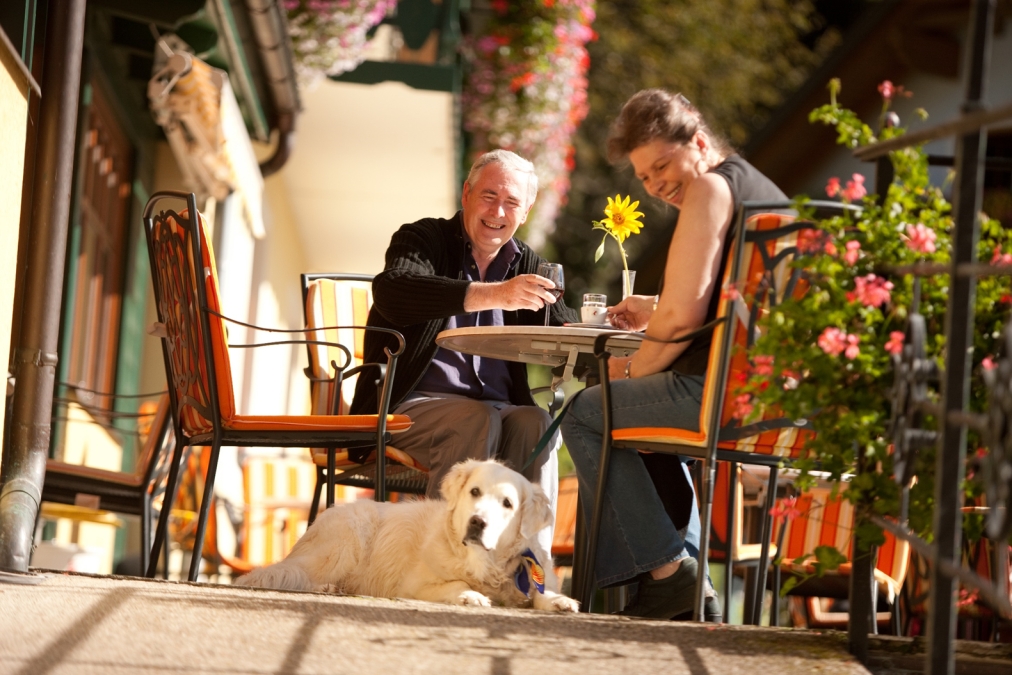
[702,212,815,458]
[302,274,374,416]
[145,204,236,437]
[771,487,910,589]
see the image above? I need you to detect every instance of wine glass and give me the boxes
[536,262,565,326]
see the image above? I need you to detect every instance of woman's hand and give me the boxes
[608,356,633,381]
[608,294,655,331]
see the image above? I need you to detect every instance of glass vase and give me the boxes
[622,269,637,300]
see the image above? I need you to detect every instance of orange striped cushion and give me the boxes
[771,487,909,599]
[614,213,814,460]
[225,413,413,432]
[310,444,427,472]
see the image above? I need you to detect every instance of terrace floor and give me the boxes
[1,571,1011,675]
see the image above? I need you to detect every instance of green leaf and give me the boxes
[779,576,799,597]
[594,235,607,263]
[813,545,847,575]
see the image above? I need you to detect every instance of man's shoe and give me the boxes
[617,557,700,620]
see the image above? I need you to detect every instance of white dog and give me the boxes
[235,459,579,612]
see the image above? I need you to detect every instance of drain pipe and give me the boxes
[0,0,87,573]
[245,0,301,177]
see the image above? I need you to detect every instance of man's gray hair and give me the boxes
[465,149,539,208]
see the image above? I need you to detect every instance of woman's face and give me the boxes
[628,134,707,209]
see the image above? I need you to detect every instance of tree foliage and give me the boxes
[545,0,838,300]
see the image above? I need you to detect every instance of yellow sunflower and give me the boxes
[602,194,644,243]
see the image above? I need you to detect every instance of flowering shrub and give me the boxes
[462,0,596,250]
[739,79,1012,550]
[284,0,397,88]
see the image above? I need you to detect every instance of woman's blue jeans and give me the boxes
[561,370,704,588]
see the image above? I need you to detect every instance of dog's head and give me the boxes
[440,460,553,557]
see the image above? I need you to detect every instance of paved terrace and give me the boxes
[1,571,1010,675]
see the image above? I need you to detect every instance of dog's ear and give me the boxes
[439,459,479,503]
[520,483,553,541]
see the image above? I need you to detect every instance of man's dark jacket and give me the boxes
[350,211,579,426]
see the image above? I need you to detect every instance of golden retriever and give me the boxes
[234,459,579,612]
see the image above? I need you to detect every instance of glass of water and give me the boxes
[581,293,608,325]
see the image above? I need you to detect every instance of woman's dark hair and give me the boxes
[606,89,732,163]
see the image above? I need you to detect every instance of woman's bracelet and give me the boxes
[624,360,634,379]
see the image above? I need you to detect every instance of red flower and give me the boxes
[878,80,895,101]
[843,240,861,265]
[753,355,775,376]
[884,331,905,356]
[490,0,509,15]
[903,223,937,254]
[733,394,754,420]
[825,177,840,198]
[510,72,536,92]
[841,173,867,201]
[770,495,801,521]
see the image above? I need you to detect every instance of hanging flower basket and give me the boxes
[284,0,398,88]
[462,0,597,250]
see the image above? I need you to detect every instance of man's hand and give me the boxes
[608,294,655,331]
[464,274,558,312]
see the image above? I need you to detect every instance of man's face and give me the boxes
[461,162,532,260]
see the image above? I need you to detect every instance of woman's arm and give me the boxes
[610,172,735,380]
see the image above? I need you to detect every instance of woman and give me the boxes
[561,89,788,621]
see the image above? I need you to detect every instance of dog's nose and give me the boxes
[467,515,486,536]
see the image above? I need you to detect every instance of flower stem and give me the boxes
[611,232,629,272]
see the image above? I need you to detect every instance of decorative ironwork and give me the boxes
[980,321,1012,540]
[150,209,216,434]
[888,313,939,487]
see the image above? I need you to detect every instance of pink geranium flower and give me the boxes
[848,274,894,307]
[982,356,997,371]
[843,240,861,265]
[826,177,840,198]
[752,355,775,376]
[903,223,937,254]
[992,246,1012,266]
[770,495,801,521]
[841,174,867,201]
[885,331,905,355]
[818,327,860,360]
[733,394,754,420]
[797,229,837,256]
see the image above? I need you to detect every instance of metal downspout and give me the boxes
[0,0,87,573]
[244,0,301,177]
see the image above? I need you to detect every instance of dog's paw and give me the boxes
[534,592,580,613]
[456,590,492,607]
[315,583,343,594]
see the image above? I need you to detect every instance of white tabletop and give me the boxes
[435,325,643,368]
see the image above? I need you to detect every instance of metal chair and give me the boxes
[300,273,428,522]
[580,200,857,620]
[769,486,909,633]
[40,393,174,575]
[142,192,412,582]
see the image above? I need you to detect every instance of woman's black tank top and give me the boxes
[668,154,788,377]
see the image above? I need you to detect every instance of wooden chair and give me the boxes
[301,273,428,522]
[769,486,909,633]
[581,200,857,619]
[41,393,174,575]
[141,192,412,582]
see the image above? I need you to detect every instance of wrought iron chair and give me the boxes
[581,200,857,620]
[300,273,428,523]
[142,192,412,582]
[40,392,174,575]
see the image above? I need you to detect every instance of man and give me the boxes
[350,150,578,551]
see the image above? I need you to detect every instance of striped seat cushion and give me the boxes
[242,456,317,567]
